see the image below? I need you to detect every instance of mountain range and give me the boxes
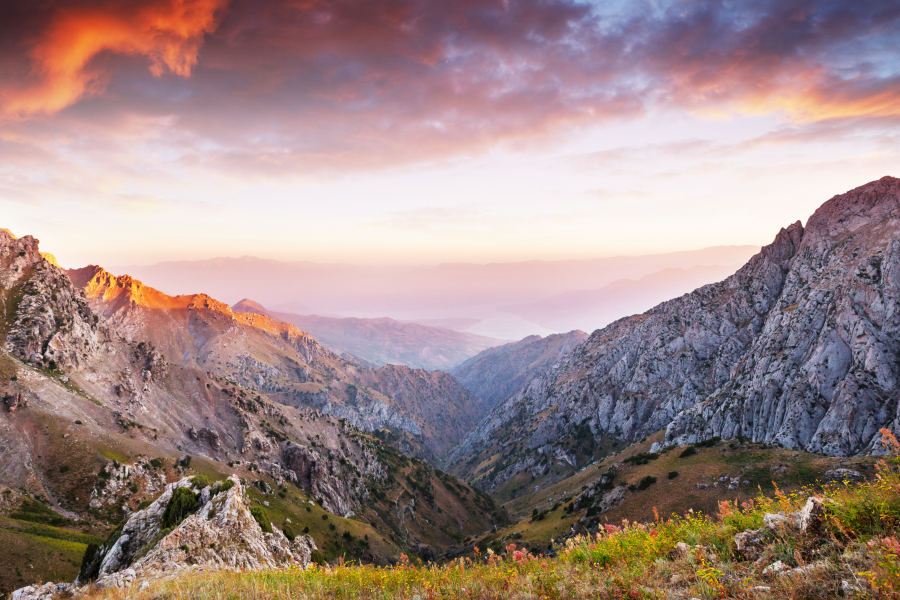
[232,300,504,371]
[448,176,900,495]
[2,176,900,597]
[109,245,759,339]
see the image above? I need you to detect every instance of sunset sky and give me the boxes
[1,0,898,268]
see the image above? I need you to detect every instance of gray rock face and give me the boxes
[1,231,101,371]
[82,476,315,587]
[451,177,900,481]
[666,177,900,455]
[451,330,589,418]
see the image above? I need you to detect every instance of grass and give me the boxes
[75,431,900,599]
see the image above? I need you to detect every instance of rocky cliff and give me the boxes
[450,177,900,489]
[68,267,480,463]
[451,330,588,418]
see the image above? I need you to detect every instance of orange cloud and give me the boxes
[4,0,225,117]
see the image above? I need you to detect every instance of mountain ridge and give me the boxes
[449,176,900,492]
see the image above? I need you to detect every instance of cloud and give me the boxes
[1,0,899,173]
[2,0,225,117]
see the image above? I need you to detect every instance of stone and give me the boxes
[824,469,865,484]
[763,560,789,575]
[734,528,767,561]
[797,497,828,534]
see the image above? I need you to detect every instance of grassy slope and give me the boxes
[0,516,104,595]
[466,431,877,555]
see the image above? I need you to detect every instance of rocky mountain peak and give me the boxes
[450,177,900,490]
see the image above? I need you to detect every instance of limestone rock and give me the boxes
[797,496,828,534]
[451,177,900,483]
[82,475,315,586]
[823,468,865,484]
[734,528,768,561]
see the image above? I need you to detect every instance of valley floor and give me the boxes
[66,440,900,600]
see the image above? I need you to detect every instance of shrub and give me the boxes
[322,514,329,520]
[679,446,697,458]
[251,506,273,534]
[150,458,164,469]
[77,543,102,582]
[75,420,83,425]
[59,465,69,474]
[310,549,327,566]
[191,475,210,489]
[214,479,235,495]
[282,524,296,541]
[161,487,199,528]
[668,471,679,479]
[329,523,336,531]
[302,526,310,534]
[697,437,721,448]
[178,456,192,468]
[637,475,657,490]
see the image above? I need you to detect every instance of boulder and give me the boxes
[797,497,828,535]
[734,528,767,561]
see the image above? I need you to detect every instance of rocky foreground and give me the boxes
[11,476,315,600]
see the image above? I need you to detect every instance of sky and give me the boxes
[1,0,899,268]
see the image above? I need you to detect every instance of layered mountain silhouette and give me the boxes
[501,264,743,333]
[111,246,759,338]
[232,300,504,371]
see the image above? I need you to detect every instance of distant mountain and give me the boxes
[232,300,506,371]
[501,264,742,332]
[111,246,760,338]
[452,331,589,417]
[449,176,900,494]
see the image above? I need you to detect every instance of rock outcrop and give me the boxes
[79,476,315,587]
[451,177,900,485]
[1,230,101,370]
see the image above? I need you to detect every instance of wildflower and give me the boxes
[506,543,517,553]
[883,537,900,555]
[541,562,548,568]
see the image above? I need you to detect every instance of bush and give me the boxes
[322,514,329,520]
[191,475,210,489]
[679,446,697,458]
[637,475,657,490]
[59,465,69,474]
[150,458,164,469]
[178,455,192,468]
[214,479,235,495]
[251,506,273,533]
[282,524,296,541]
[668,471,679,479]
[161,487,199,528]
[310,549,327,566]
[697,437,721,448]
[77,543,102,582]
[302,526,310,534]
